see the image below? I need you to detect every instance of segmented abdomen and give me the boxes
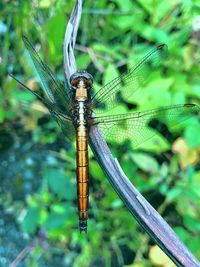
[76,125,89,232]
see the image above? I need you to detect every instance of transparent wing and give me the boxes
[90,104,199,147]
[22,36,72,115]
[54,113,75,142]
[91,44,167,113]
[10,74,75,141]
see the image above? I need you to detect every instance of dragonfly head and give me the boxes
[70,70,93,89]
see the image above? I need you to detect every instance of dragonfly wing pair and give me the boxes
[10,37,75,140]
[11,38,199,147]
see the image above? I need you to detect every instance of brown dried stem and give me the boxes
[63,1,200,266]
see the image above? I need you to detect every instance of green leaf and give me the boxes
[22,206,40,234]
[45,13,65,61]
[172,91,186,105]
[112,0,134,10]
[0,106,5,123]
[183,215,200,232]
[39,0,52,8]
[174,227,189,242]
[111,199,123,209]
[139,24,169,43]
[77,54,91,70]
[184,123,200,148]
[166,187,182,203]
[43,204,72,231]
[46,168,76,200]
[90,160,104,181]
[111,15,136,30]
[188,236,200,256]
[136,133,170,152]
[131,152,159,173]
[192,84,200,98]
[103,63,119,85]
[171,73,191,94]
[11,89,36,102]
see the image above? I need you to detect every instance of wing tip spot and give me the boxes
[157,44,166,50]
[184,103,195,108]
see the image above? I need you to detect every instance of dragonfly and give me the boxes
[10,36,199,232]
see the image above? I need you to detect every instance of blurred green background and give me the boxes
[1,0,200,266]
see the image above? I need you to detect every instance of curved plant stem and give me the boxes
[63,1,200,266]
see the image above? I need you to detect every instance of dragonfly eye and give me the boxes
[70,78,79,87]
[70,71,93,88]
[70,73,79,86]
[82,73,93,88]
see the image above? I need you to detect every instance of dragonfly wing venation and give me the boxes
[90,104,199,147]
[10,74,75,140]
[91,44,167,113]
[22,36,72,116]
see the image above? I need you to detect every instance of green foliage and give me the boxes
[46,168,76,200]
[22,205,40,234]
[1,0,200,266]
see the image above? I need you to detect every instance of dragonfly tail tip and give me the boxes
[79,219,87,233]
